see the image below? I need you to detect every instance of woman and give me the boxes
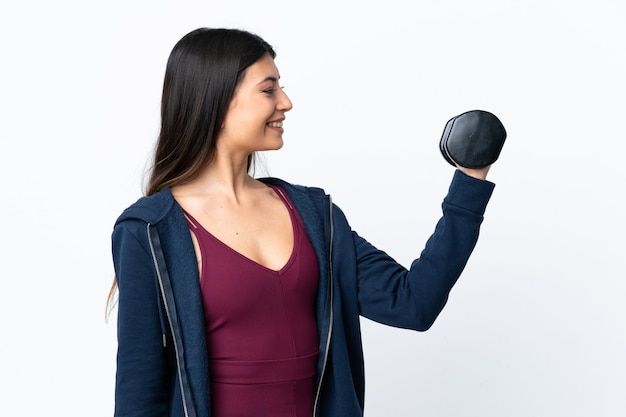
[110,27,495,417]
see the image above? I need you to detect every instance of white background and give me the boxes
[1,0,625,416]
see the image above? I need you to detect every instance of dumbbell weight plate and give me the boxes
[440,110,507,169]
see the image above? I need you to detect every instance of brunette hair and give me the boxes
[107,28,276,317]
[146,27,276,196]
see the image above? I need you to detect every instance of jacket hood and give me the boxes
[115,188,176,226]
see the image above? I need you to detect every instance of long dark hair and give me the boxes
[146,27,276,196]
[107,28,276,317]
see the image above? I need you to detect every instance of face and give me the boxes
[218,53,293,158]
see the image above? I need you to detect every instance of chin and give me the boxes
[267,139,284,151]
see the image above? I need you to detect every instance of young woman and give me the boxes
[110,27,495,417]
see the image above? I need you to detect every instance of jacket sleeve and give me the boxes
[112,221,171,417]
[354,170,495,330]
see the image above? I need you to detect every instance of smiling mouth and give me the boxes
[267,121,283,128]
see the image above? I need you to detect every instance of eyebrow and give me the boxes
[256,76,280,85]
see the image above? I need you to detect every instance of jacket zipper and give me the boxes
[147,223,190,417]
[313,196,334,417]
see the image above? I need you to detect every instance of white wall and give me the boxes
[1,0,624,415]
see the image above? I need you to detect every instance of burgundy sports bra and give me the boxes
[183,185,319,417]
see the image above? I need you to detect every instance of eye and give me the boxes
[261,86,285,95]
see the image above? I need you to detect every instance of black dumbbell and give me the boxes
[440,110,507,169]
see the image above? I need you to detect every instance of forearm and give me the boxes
[356,170,494,330]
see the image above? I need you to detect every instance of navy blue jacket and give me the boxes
[112,170,494,417]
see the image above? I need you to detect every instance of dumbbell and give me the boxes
[440,110,507,169]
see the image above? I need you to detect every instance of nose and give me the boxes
[277,88,293,112]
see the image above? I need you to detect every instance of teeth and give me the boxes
[268,121,283,128]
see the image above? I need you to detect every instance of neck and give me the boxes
[172,152,260,202]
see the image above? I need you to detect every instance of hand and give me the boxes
[456,164,491,181]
